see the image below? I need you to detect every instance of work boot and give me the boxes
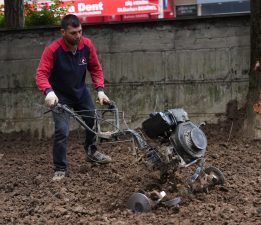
[52,171,66,181]
[86,151,112,164]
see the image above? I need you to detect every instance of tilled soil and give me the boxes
[0,124,260,225]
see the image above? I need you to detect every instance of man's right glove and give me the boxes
[97,91,110,105]
[45,91,58,108]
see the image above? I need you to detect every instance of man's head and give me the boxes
[61,14,82,47]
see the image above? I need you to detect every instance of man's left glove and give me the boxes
[97,91,110,105]
[45,91,58,108]
[254,60,261,71]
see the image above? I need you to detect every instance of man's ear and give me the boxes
[61,28,65,36]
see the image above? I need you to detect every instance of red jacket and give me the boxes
[36,36,104,103]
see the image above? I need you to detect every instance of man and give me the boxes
[36,14,112,181]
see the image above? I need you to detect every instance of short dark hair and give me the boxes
[61,14,81,29]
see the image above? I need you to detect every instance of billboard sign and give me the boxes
[34,0,159,17]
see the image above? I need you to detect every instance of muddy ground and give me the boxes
[0,121,260,225]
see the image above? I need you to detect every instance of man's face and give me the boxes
[61,25,82,46]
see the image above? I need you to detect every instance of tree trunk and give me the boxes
[4,0,24,28]
[245,0,261,139]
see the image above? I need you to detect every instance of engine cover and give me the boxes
[142,108,189,139]
[170,121,207,164]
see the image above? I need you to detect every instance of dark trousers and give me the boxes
[52,99,96,171]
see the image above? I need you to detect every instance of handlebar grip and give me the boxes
[96,100,117,110]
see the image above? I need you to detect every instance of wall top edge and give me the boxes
[0,13,250,33]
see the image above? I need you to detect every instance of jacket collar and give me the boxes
[59,37,84,52]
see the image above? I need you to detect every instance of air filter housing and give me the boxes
[142,108,189,139]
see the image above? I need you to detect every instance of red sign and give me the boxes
[37,0,159,17]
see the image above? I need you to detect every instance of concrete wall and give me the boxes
[0,15,250,137]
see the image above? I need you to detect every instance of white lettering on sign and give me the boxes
[125,1,133,6]
[117,7,138,12]
[133,1,149,5]
[78,2,104,12]
[74,11,102,15]
[117,3,157,13]
[138,5,157,10]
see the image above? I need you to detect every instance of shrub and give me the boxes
[0,4,4,27]
[24,0,69,27]
[0,15,4,28]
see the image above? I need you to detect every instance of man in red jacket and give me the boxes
[36,14,112,181]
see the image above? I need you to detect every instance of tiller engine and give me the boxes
[127,108,225,212]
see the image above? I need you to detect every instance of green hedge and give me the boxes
[0,0,70,28]
[0,4,4,27]
[0,15,4,27]
[24,0,68,27]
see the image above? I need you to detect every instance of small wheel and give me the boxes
[127,193,152,213]
[204,166,225,186]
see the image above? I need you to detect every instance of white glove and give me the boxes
[97,91,110,105]
[254,60,260,71]
[45,91,58,108]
